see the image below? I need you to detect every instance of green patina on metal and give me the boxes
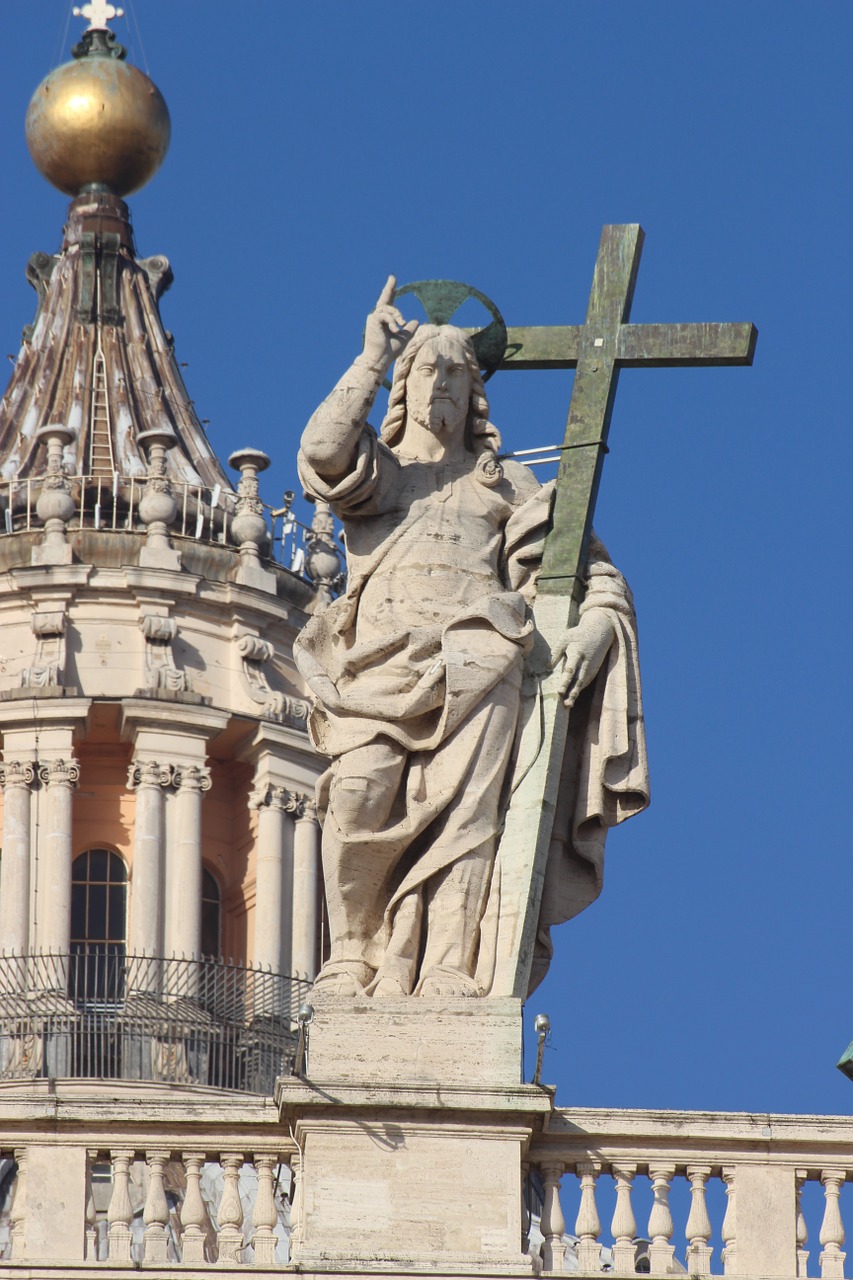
[836,1042,853,1082]
[400,228,757,603]
[392,279,508,381]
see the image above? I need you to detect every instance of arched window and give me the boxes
[201,868,221,959]
[70,849,127,1001]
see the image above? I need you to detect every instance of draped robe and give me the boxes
[296,425,649,995]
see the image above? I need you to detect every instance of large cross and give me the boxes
[484,223,757,998]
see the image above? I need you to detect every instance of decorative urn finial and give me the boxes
[304,500,344,605]
[25,3,170,198]
[33,423,77,565]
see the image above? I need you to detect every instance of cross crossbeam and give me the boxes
[501,320,756,369]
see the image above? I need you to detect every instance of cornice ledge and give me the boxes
[7,564,93,589]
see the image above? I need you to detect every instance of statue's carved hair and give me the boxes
[380,325,503,486]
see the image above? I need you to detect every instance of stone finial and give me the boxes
[33,422,76,566]
[137,427,181,570]
[304,499,344,606]
[228,447,275,593]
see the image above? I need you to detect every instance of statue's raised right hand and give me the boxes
[361,276,419,377]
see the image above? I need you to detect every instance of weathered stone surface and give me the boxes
[295,278,649,1000]
[303,994,524,1090]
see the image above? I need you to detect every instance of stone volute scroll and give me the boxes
[21,610,70,690]
[234,632,311,728]
[139,612,188,693]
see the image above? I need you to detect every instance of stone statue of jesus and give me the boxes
[295,278,649,998]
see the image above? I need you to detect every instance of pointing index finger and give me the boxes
[376,274,397,309]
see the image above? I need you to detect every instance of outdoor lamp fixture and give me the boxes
[293,1002,314,1077]
[532,1012,551,1087]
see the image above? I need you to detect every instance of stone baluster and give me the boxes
[9,1147,27,1260]
[819,1169,847,1279]
[33,422,75,565]
[721,1166,737,1275]
[685,1164,713,1276]
[289,1149,304,1254]
[37,757,80,960]
[170,764,211,965]
[610,1163,638,1276]
[575,1160,602,1271]
[217,1152,244,1263]
[137,427,180,569]
[292,797,321,981]
[0,761,35,957]
[180,1151,207,1263]
[796,1169,809,1279]
[540,1161,566,1272]
[252,1153,279,1266]
[143,1149,171,1262]
[647,1164,676,1274]
[85,1150,98,1260]
[107,1149,135,1262]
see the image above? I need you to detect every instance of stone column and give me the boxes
[292,797,321,982]
[250,784,297,975]
[0,761,35,955]
[166,764,211,963]
[127,761,172,964]
[37,758,79,957]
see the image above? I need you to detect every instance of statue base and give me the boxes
[276,996,550,1274]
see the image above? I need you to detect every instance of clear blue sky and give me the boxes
[0,3,850,1120]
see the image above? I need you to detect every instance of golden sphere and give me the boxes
[26,55,170,197]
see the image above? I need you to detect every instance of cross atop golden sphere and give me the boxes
[72,2,125,29]
[25,5,170,199]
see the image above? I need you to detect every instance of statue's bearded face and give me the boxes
[405,335,471,438]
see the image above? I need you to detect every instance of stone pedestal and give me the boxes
[276,997,550,1275]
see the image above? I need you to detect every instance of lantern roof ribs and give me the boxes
[0,190,231,492]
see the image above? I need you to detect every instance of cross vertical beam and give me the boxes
[490,224,756,1000]
[538,223,644,599]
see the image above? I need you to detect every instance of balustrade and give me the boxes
[0,472,344,589]
[5,1109,853,1271]
[75,1145,294,1266]
[530,1108,853,1277]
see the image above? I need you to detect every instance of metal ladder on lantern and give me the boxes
[88,348,116,479]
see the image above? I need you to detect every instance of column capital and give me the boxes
[174,764,212,793]
[37,757,79,787]
[249,784,300,813]
[0,761,36,789]
[295,794,318,822]
[128,759,176,790]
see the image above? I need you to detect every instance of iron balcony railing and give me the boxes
[0,950,311,1095]
[0,472,334,583]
